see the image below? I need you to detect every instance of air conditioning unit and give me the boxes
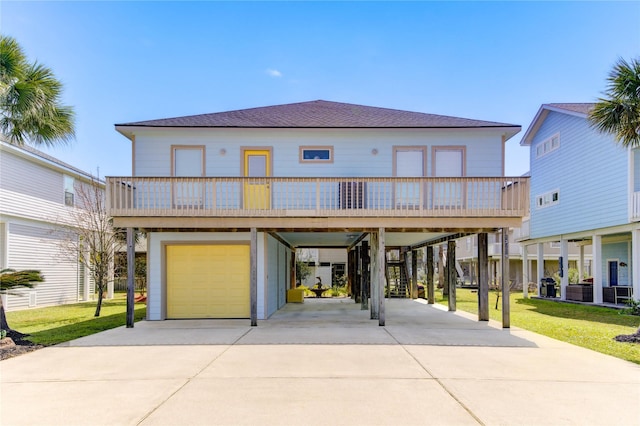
[339,182,367,209]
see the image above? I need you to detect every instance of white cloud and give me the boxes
[266,68,283,78]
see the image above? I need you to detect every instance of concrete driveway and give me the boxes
[1,298,639,426]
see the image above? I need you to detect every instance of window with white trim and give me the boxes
[64,175,75,206]
[536,189,560,209]
[535,133,560,158]
[300,146,333,163]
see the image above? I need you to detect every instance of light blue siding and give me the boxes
[601,242,630,286]
[266,235,291,317]
[133,128,506,179]
[633,148,640,192]
[530,111,628,238]
[278,244,287,309]
[267,235,279,317]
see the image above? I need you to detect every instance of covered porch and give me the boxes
[108,175,529,329]
[518,225,640,306]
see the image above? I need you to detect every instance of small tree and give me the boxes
[295,260,313,286]
[0,268,43,333]
[57,177,119,317]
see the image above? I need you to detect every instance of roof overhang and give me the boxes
[520,104,588,146]
[116,124,521,142]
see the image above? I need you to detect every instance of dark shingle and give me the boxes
[116,100,519,129]
[545,103,595,116]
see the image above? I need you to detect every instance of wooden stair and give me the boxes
[386,259,410,298]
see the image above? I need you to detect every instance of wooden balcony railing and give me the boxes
[106,176,529,218]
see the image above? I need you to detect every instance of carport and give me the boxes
[266,228,513,328]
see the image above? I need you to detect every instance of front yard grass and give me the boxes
[436,288,640,364]
[6,293,146,346]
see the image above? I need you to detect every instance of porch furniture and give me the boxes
[603,286,634,304]
[540,278,557,298]
[287,289,305,303]
[566,284,593,302]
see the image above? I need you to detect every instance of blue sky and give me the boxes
[3,1,639,177]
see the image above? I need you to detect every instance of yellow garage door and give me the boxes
[166,245,250,319]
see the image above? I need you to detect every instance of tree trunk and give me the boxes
[94,289,104,317]
[0,295,10,331]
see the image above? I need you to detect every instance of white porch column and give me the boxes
[633,229,640,301]
[579,245,585,283]
[560,239,569,301]
[537,243,544,297]
[522,245,529,299]
[593,235,603,304]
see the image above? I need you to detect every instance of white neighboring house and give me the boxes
[0,140,109,311]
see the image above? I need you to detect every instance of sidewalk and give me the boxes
[1,299,639,425]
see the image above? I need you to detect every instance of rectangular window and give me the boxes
[535,133,560,158]
[393,147,426,207]
[171,146,205,207]
[432,146,466,208]
[536,189,560,209]
[64,175,75,207]
[300,146,333,163]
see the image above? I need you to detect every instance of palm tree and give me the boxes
[0,269,44,335]
[589,57,640,148]
[0,35,75,146]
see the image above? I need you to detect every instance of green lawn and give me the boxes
[436,288,640,364]
[6,293,146,346]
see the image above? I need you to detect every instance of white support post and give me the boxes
[593,235,603,304]
[579,245,585,283]
[522,245,529,299]
[632,229,640,301]
[537,243,544,297]
[560,239,569,301]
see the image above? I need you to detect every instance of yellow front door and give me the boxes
[243,150,270,209]
[166,245,250,319]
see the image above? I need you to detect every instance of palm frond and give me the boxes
[589,57,640,148]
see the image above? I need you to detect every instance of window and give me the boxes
[300,146,333,163]
[432,146,466,208]
[536,189,560,209]
[535,133,560,158]
[172,146,204,177]
[64,175,75,206]
[393,147,426,207]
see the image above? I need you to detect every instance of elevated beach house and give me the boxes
[109,100,528,325]
[519,103,639,304]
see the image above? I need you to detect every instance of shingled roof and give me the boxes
[116,100,519,129]
[545,103,595,116]
[520,103,597,146]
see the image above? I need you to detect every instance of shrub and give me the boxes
[621,299,640,316]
